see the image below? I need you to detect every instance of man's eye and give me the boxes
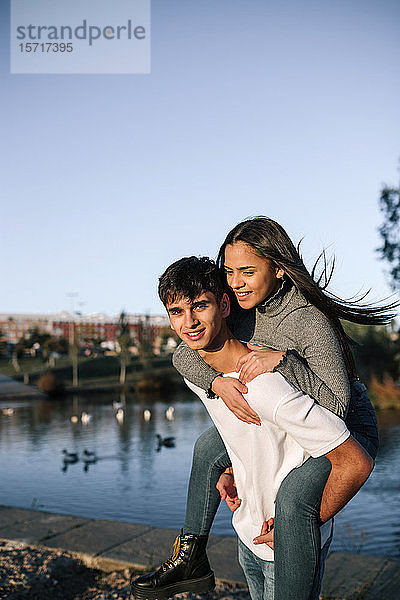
[243,271,254,276]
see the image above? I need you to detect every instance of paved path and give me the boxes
[0,373,44,399]
[0,505,399,599]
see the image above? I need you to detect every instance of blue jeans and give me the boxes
[274,456,333,600]
[183,418,377,600]
[183,428,333,600]
[238,539,274,600]
[238,523,332,600]
[344,380,379,460]
[183,382,378,600]
[183,425,376,600]
[238,522,333,600]
[184,426,231,535]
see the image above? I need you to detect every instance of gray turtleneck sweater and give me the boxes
[173,280,350,418]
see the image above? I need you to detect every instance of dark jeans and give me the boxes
[183,383,378,600]
[183,428,333,600]
[273,455,333,600]
[345,380,379,460]
[238,522,333,600]
[238,538,274,600]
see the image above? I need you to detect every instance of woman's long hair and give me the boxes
[217,217,399,379]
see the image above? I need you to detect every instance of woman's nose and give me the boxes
[230,273,244,289]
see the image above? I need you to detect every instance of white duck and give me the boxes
[165,406,175,421]
[2,408,14,416]
[115,408,124,424]
[81,411,92,425]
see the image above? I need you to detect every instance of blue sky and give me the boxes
[1,0,399,315]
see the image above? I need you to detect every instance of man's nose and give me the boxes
[184,311,198,327]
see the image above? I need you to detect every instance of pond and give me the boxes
[0,391,399,560]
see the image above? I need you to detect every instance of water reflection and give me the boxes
[0,393,399,559]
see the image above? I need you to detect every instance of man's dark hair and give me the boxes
[158,256,225,306]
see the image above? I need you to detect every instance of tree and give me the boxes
[43,335,69,367]
[158,326,179,354]
[0,329,7,358]
[344,321,400,384]
[16,327,51,358]
[377,183,400,290]
[136,313,155,367]
[116,310,132,385]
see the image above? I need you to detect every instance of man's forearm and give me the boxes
[320,436,374,523]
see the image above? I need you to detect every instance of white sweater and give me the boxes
[185,371,350,561]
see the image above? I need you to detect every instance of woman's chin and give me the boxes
[237,296,258,310]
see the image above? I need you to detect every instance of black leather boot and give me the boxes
[130,531,215,599]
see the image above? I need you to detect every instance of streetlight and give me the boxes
[66,292,79,387]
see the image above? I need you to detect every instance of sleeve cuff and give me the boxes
[206,374,222,399]
[311,430,351,458]
[272,349,291,373]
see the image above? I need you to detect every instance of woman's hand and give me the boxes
[216,470,241,512]
[212,376,261,425]
[236,344,285,384]
[253,518,275,549]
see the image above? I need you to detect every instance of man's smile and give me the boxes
[184,328,206,341]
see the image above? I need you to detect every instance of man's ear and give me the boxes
[220,293,231,318]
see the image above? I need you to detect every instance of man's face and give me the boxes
[166,291,229,351]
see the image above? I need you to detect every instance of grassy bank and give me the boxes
[0,355,181,391]
[1,355,399,407]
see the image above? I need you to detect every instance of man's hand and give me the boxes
[212,376,261,425]
[253,518,274,549]
[236,345,285,384]
[216,472,242,512]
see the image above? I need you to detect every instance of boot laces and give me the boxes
[162,534,182,569]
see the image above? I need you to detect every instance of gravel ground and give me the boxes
[0,540,250,600]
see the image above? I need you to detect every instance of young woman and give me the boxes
[134,217,394,600]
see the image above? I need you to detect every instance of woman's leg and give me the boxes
[310,522,334,600]
[131,426,230,596]
[274,383,378,600]
[183,425,231,535]
[346,380,379,460]
[274,456,332,600]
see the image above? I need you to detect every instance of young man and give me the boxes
[131,256,373,600]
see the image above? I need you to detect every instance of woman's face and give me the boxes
[224,242,284,309]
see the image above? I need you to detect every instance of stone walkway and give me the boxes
[0,373,44,399]
[0,505,399,599]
